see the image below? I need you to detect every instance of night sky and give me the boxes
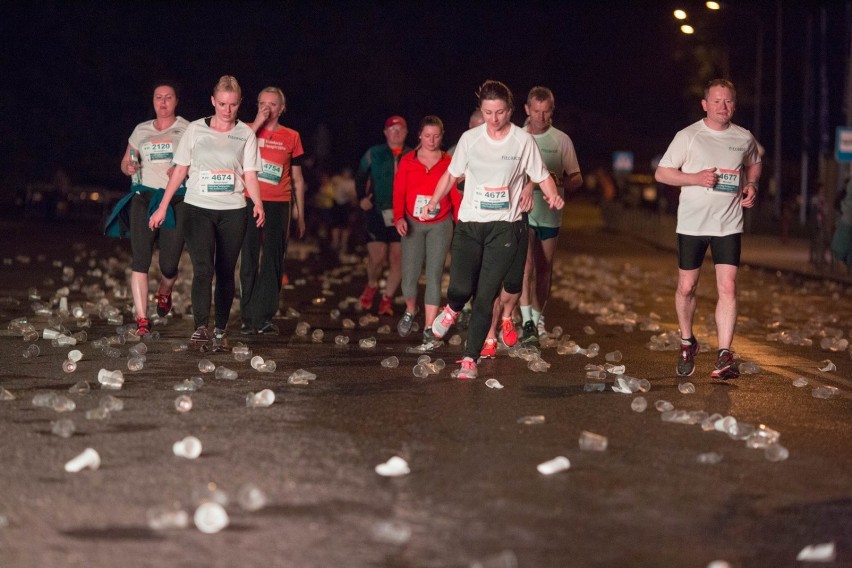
[3,0,847,196]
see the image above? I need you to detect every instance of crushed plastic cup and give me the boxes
[99,394,123,412]
[198,359,216,373]
[22,344,40,358]
[236,483,268,512]
[147,505,189,531]
[796,542,836,562]
[811,385,838,399]
[67,349,83,362]
[637,378,652,392]
[127,357,144,371]
[295,321,311,336]
[214,367,238,380]
[697,452,723,465]
[64,448,101,472]
[359,337,377,349]
[817,360,836,372]
[175,395,193,413]
[288,369,317,384]
[246,389,275,408]
[43,328,61,340]
[764,443,789,462]
[371,520,412,545]
[51,418,76,438]
[194,502,229,534]
[1,388,15,401]
[605,350,622,362]
[631,396,648,412]
[375,456,410,477]
[579,430,608,451]
[381,356,399,368]
[232,345,251,362]
[69,381,90,395]
[678,382,696,394]
[739,361,760,374]
[517,415,546,425]
[655,400,674,412]
[97,369,124,390]
[792,377,808,388]
[85,407,110,420]
[448,334,462,345]
[334,335,350,345]
[745,424,780,449]
[412,364,429,378]
[173,436,203,459]
[584,382,606,392]
[537,456,570,475]
[311,329,324,342]
[583,326,595,335]
[485,379,503,389]
[62,360,77,373]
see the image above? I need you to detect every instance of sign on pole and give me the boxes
[835,127,852,162]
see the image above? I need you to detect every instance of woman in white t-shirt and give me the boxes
[419,80,564,380]
[109,82,189,336]
[150,76,265,350]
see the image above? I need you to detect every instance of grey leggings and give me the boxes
[400,216,453,306]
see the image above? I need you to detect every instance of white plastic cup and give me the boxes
[64,448,101,472]
[173,436,203,459]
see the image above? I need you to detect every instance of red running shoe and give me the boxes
[378,295,394,317]
[359,285,378,310]
[156,291,173,317]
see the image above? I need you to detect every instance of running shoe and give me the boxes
[421,328,442,351]
[711,349,739,380]
[455,357,478,380]
[136,317,150,336]
[210,327,228,352]
[431,305,459,339]
[156,291,173,317]
[521,320,540,346]
[378,295,394,317]
[257,321,279,335]
[537,315,547,338]
[397,309,417,337]
[240,322,256,336]
[677,337,700,377]
[457,306,472,330]
[190,325,210,349]
[480,338,498,359]
[359,285,378,311]
[499,317,518,347]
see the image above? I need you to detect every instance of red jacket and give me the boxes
[393,150,461,225]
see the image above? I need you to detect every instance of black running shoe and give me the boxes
[711,349,739,380]
[677,337,700,377]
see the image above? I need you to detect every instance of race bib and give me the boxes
[712,169,740,193]
[259,159,283,185]
[413,194,439,218]
[381,209,395,227]
[200,170,236,193]
[475,185,510,210]
[142,140,174,163]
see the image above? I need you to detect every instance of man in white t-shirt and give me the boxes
[519,86,582,346]
[655,79,761,380]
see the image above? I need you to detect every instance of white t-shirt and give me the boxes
[128,117,189,189]
[659,119,761,236]
[449,123,550,223]
[173,118,261,210]
[528,126,581,228]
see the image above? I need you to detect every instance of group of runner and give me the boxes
[110,75,760,381]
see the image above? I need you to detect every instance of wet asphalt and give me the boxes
[0,209,850,568]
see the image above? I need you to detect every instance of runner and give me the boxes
[420,80,564,379]
[106,82,189,336]
[149,75,265,350]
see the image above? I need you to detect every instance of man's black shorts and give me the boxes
[677,233,741,270]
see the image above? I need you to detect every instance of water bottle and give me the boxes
[129,149,141,185]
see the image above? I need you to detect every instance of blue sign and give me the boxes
[613,151,634,173]
[836,127,852,162]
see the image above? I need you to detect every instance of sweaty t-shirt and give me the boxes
[128,117,190,189]
[250,124,304,202]
[528,126,581,228]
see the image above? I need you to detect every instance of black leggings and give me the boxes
[129,192,185,277]
[446,220,526,358]
[183,203,247,330]
[240,201,291,327]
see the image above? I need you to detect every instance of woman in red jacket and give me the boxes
[393,115,460,349]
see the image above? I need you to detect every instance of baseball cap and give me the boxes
[384,115,407,129]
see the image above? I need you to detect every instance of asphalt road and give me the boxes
[0,211,849,568]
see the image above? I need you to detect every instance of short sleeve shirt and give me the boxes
[659,119,760,236]
[528,126,581,228]
[173,118,262,210]
[128,117,189,189]
[449,123,550,223]
[250,124,304,202]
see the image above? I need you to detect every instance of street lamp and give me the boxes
[674,9,687,20]
[706,2,720,10]
[680,25,695,35]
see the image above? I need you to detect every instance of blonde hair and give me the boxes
[213,75,242,99]
[259,86,286,106]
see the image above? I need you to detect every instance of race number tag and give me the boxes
[381,209,395,227]
[142,140,174,163]
[413,194,439,218]
[259,159,283,184]
[200,170,236,193]
[712,169,740,193]
[475,185,510,210]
